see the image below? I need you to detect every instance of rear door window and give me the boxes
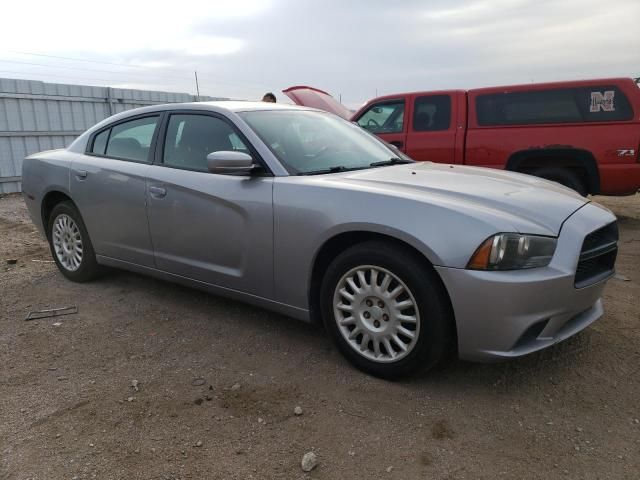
[357,100,405,134]
[91,128,110,155]
[413,95,451,131]
[476,86,633,126]
[104,116,159,162]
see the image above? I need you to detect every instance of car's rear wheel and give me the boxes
[532,166,588,196]
[47,201,101,282]
[320,241,453,379]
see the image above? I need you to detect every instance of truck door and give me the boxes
[354,98,408,151]
[403,92,461,163]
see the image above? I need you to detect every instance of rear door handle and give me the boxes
[73,169,88,180]
[149,186,167,198]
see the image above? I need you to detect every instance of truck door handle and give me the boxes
[73,169,88,180]
[390,141,403,149]
[149,186,167,198]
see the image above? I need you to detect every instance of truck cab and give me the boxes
[351,90,467,165]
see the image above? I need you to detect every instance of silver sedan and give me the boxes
[21,102,618,378]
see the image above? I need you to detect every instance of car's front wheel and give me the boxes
[320,241,453,379]
[47,201,101,282]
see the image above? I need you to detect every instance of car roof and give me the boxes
[137,100,311,115]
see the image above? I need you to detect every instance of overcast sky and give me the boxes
[1,0,638,108]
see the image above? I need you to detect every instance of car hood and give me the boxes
[326,163,588,236]
[282,86,354,120]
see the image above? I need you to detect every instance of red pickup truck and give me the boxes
[284,78,640,196]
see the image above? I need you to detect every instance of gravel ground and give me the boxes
[0,192,638,479]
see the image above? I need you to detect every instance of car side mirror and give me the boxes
[206,151,256,175]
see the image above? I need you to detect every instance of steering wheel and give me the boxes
[367,119,380,128]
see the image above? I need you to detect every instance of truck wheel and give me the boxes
[532,167,588,196]
[320,240,453,379]
[47,201,101,282]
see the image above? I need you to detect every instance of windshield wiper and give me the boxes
[301,166,365,176]
[369,157,414,167]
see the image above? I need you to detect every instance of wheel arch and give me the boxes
[308,231,456,343]
[41,190,75,237]
[505,147,600,194]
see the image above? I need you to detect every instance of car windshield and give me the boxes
[239,110,411,175]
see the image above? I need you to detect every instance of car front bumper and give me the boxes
[435,202,617,362]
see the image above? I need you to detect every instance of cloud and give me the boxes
[0,0,638,105]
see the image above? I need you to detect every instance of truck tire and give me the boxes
[532,167,588,196]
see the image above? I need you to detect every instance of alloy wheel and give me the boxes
[333,265,420,363]
[52,213,84,272]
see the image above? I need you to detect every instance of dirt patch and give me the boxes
[1,192,639,479]
[431,419,455,440]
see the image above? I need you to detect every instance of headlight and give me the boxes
[467,233,557,270]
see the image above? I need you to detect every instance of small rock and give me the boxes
[614,273,630,282]
[89,443,94,448]
[131,379,139,392]
[348,450,355,457]
[56,433,61,438]
[191,378,205,387]
[301,451,318,472]
[257,417,264,424]
[231,383,241,391]
[294,406,303,416]
[127,397,134,402]
[6,259,17,265]
[205,395,212,401]
[576,427,583,432]
[386,466,394,473]
[574,446,580,451]
[57,376,68,381]
[52,322,62,327]
[633,419,639,424]
[134,449,140,454]
[195,440,203,448]
[194,398,203,406]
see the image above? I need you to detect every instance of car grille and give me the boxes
[574,221,618,288]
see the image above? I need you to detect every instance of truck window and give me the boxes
[476,86,633,126]
[413,95,451,131]
[357,100,405,134]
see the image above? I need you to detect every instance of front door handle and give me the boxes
[149,186,167,198]
[73,169,88,180]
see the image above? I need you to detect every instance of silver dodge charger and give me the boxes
[22,101,618,378]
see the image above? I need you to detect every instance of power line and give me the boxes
[0,59,195,82]
[8,50,191,75]
[3,52,278,95]
[0,69,192,90]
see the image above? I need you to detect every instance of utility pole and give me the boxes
[339,93,342,103]
[194,71,200,101]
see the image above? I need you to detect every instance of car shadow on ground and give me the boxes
[93,268,597,392]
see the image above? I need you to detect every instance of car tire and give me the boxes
[320,240,453,379]
[47,201,101,282]
[532,167,588,196]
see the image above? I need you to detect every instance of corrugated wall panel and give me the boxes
[0,77,225,193]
